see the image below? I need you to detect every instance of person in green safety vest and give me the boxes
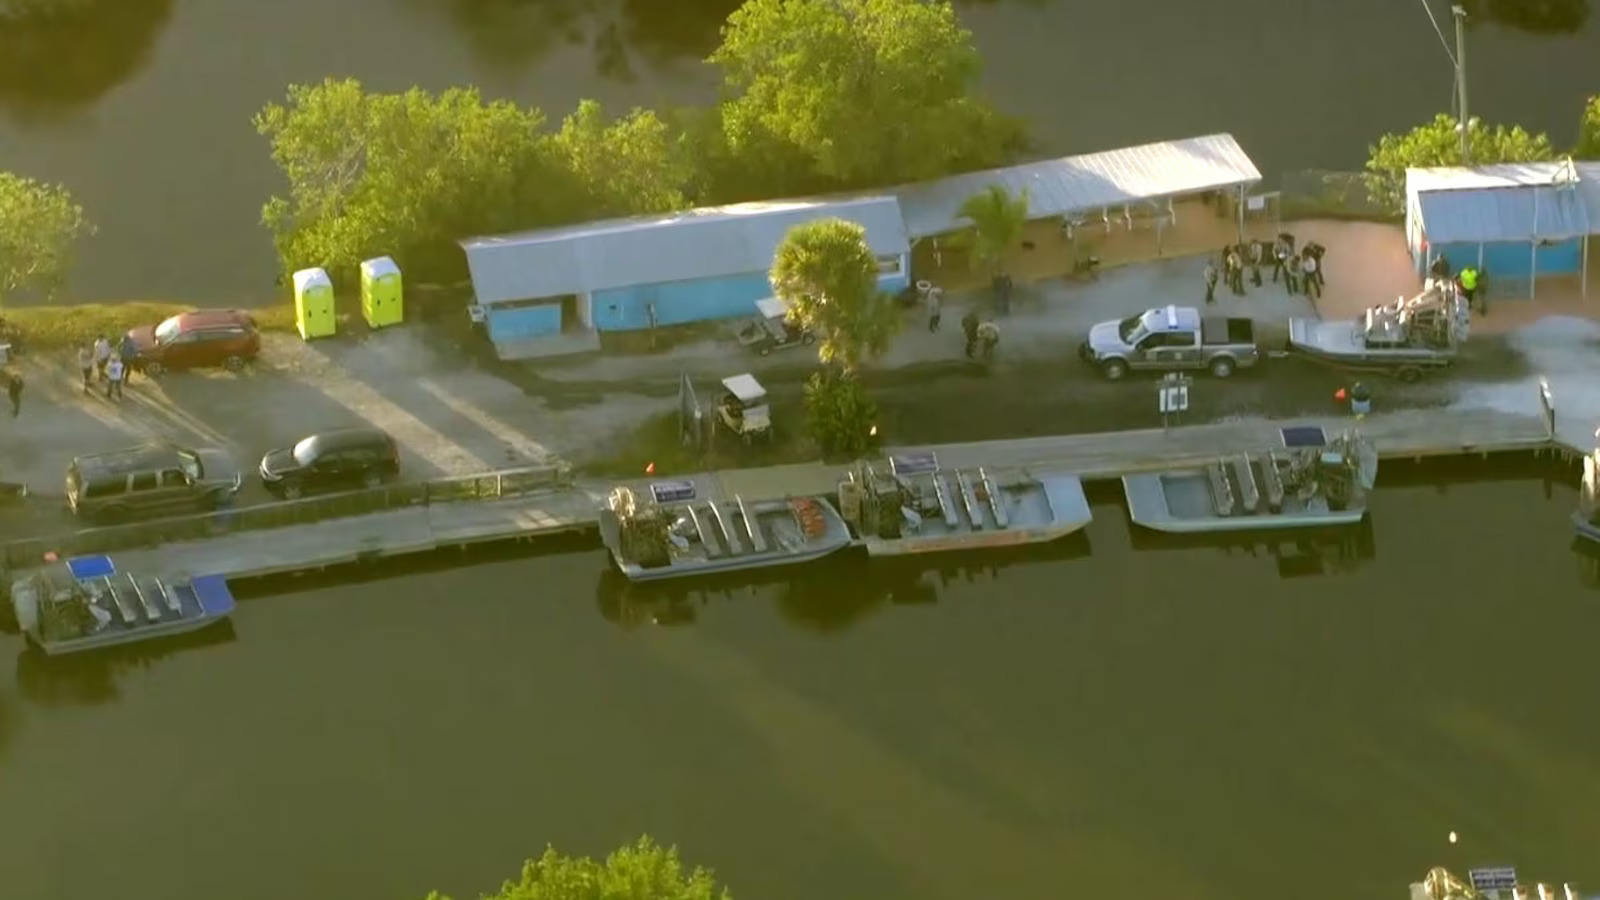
[1459,266,1480,313]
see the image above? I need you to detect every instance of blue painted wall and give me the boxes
[1433,238,1582,280]
[486,303,563,341]
[589,260,911,332]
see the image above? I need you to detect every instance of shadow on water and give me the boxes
[12,620,237,709]
[594,533,1094,631]
[0,0,175,122]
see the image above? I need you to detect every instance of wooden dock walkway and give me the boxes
[8,388,1571,585]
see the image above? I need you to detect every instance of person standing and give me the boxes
[1203,259,1219,305]
[1301,252,1321,299]
[77,345,94,393]
[93,334,111,382]
[1286,254,1303,295]
[105,355,125,400]
[1458,266,1479,311]
[1226,246,1244,295]
[1272,238,1290,284]
[961,310,980,359]
[927,286,943,332]
[1248,240,1264,287]
[119,332,139,382]
[1306,242,1328,287]
[5,370,22,417]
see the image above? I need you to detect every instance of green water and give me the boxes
[1,464,1596,900]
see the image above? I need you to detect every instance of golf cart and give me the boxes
[735,297,814,356]
[716,374,772,444]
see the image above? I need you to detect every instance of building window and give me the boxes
[876,254,902,276]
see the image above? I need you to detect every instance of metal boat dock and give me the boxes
[0,386,1569,586]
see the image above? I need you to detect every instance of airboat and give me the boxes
[834,452,1092,555]
[1287,280,1471,381]
[9,554,236,656]
[1122,426,1378,534]
[597,481,853,582]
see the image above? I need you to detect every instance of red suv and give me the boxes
[126,310,261,376]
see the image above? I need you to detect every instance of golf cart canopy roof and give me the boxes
[721,373,766,402]
[755,297,789,320]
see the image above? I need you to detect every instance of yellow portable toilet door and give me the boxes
[359,256,404,328]
[291,267,337,340]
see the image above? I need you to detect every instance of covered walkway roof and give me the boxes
[1408,162,1600,244]
[891,133,1263,240]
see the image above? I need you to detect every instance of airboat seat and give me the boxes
[707,501,743,554]
[933,473,960,528]
[1206,461,1236,517]
[979,467,1009,528]
[1258,454,1287,512]
[686,504,721,556]
[735,496,767,553]
[955,470,984,529]
[1231,455,1261,513]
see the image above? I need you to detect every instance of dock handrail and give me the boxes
[2,462,575,570]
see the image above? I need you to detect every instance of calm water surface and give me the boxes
[0,0,1595,300]
[2,465,1597,900]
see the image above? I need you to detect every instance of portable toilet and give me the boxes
[359,256,403,329]
[291,267,337,340]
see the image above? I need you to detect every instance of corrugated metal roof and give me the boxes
[1416,185,1592,244]
[460,196,909,304]
[892,133,1262,239]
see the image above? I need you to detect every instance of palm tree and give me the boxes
[770,218,899,374]
[957,184,1029,277]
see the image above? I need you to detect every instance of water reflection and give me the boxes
[1128,520,1378,580]
[12,622,237,708]
[1463,0,1590,34]
[0,0,174,122]
[595,534,1093,631]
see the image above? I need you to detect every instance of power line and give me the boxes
[1417,0,1459,67]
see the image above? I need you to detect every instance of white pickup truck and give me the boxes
[1078,305,1261,380]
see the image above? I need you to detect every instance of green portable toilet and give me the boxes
[292,267,337,340]
[359,256,404,329]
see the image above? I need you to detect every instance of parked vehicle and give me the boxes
[716,374,772,444]
[735,297,815,356]
[259,427,400,499]
[66,443,243,524]
[126,309,261,376]
[1080,305,1259,380]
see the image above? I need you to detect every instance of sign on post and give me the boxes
[1468,867,1518,895]
[1158,373,1192,429]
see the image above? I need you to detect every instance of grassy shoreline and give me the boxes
[3,301,297,354]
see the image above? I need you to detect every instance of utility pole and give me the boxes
[1453,4,1470,162]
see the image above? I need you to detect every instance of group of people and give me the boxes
[924,285,1001,361]
[1203,234,1328,304]
[77,333,139,400]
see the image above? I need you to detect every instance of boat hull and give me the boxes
[1123,472,1368,535]
[29,614,231,656]
[1575,511,1600,544]
[862,521,1088,556]
[614,541,849,582]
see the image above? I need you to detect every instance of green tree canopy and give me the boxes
[957,184,1029,275]
[1364,113,1556,214]
[255,78,563,282]
[0,171,94,304]
[770,218,899,373]
[1577,95,1600,159]
[804,368,880,458]
[710,0,1017,191]
[423,837,730,900]
[551,99,693,218]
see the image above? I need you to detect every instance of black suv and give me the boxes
[258,427,400,499]
[67,444,244,524]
